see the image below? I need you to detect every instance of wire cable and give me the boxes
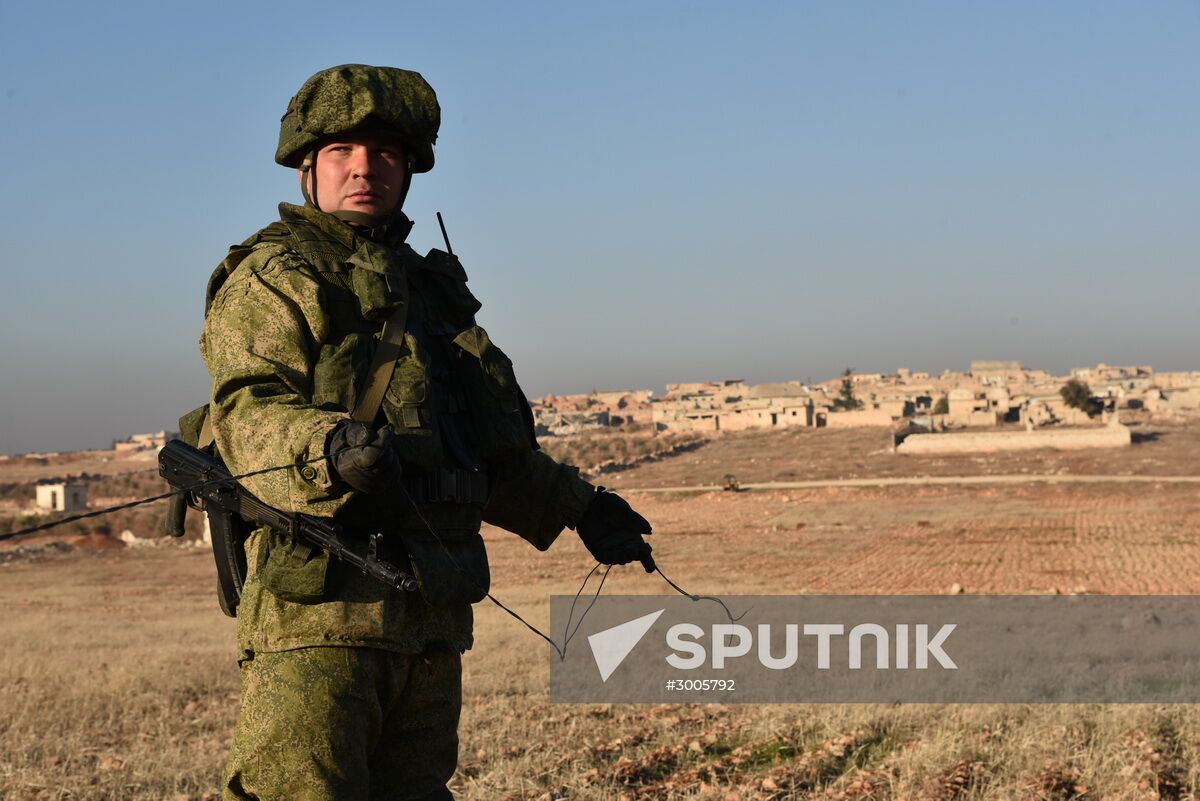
[2,449,746,651]
[0,448,354,543]
[654,564,750,622]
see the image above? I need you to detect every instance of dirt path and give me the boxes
[625,473,1200,494]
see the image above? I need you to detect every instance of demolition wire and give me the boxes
[1,450,745,655]
[0,451,347,542]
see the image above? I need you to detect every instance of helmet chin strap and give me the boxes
[300,151,319,208]
[301,150,414,230]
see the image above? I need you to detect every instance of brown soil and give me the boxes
[65,533,127,551]
[598,418,1200,490]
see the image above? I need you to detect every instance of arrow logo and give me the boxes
[587,609,665,682]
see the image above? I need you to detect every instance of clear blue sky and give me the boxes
[0,2,1196,454]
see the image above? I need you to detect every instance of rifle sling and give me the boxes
[198,414,215,450]
[353,279,410,424]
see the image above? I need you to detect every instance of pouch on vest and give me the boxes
[451,326,533,458]
[401,528,490,607]
[416,249,483,327]
[256,527,331,605]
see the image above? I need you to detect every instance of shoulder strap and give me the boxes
[198,413,215,450]
[204,222,293,315]
[351,273,410,424]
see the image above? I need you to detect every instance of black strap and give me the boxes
[402,467,489,504]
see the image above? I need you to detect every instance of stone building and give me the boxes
[35,479,87,512]
[533,410,611,437]
[112,431,177,454]
[533,360,1199,439]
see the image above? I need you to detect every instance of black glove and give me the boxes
[576,489,655,572]
[327,421,402,494]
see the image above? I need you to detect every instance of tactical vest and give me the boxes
[185,205,537,611]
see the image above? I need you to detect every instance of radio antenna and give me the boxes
[436,211,454,256]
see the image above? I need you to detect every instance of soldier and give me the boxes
[200,64,654,801]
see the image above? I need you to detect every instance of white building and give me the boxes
[35,479,88,512]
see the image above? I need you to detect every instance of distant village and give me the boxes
[10,361,1200,515]
[531,360,1200,439]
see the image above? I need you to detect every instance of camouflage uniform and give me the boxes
[223,646,461,801]
[202,71,594,795]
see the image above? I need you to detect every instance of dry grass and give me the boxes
[0,498,206,549]
[5,425,1200,799]
[0,450,160,484]
[539,431,708,478]
[0,549,236,800]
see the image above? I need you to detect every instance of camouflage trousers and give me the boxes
[223,645,461,801]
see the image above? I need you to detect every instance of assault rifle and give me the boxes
[159,439,418,617]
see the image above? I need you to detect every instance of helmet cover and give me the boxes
[276,64,440,172]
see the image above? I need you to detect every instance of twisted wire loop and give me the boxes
[655,565,750,622]
[2,448,744,652]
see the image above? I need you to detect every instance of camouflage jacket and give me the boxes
[200,203,593,657]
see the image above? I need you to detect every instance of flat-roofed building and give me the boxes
[35,479,87,512]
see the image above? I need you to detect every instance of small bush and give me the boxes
[1060,378,1102,417]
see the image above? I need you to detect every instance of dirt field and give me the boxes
[597,418,1200,491]
[0,449,159,484]
[3,424,1200,799]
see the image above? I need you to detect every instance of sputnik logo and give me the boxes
[587,609,665,682]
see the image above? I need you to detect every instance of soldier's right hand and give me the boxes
[576,489,655,572]
[327,421,403,494]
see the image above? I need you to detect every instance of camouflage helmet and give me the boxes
[276,64,440,173]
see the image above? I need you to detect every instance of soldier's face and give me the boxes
[301,134,408,215]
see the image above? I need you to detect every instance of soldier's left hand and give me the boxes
[576,489,655,572]
[327,421,403,494]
